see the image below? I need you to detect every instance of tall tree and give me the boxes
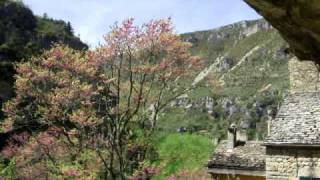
[0,18,201,179]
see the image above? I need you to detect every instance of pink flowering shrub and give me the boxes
[1,18,202,179]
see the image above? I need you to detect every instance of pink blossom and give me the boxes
[1,143,18,158]
[65,169,81,177]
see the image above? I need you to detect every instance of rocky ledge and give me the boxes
[244,0,320,63]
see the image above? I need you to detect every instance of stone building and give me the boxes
[208,58,320,179]
[208,124,266,180]
[265,92,320,179]
[264,58,320,179]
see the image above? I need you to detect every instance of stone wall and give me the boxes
[266,147,320,180]
[289,57,320,93]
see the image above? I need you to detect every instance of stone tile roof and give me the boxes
[207,140,265,171]
[265,92,320,145]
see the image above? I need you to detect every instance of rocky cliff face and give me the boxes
[244,0,320,63]
[158,19,291,139]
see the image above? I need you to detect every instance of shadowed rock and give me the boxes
[244,0,320,63]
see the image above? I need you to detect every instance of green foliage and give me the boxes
[35,17,87,51]
[0,0,88,124]
[0,1,37,60]
[152,133,214,178]
[189,85,212,100]
[0,157,16,179]
[0,1,87,61]
[158,108,214,133]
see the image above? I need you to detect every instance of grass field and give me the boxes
[152,133,214,179]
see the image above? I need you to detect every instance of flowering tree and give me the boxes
[1,18,201,179]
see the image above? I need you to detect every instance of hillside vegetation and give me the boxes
[0,0,87,61]
[0,0,87,119]
[159,19,291,141]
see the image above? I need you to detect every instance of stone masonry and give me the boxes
[289,57,320,93]
[267,147,320,179]
[265,58,320,179]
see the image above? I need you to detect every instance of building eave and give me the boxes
[207,168,265,176]
[263,143,320,148]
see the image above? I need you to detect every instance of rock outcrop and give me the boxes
[244,0,320,63]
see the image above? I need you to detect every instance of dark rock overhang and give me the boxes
[244,0,320,64]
